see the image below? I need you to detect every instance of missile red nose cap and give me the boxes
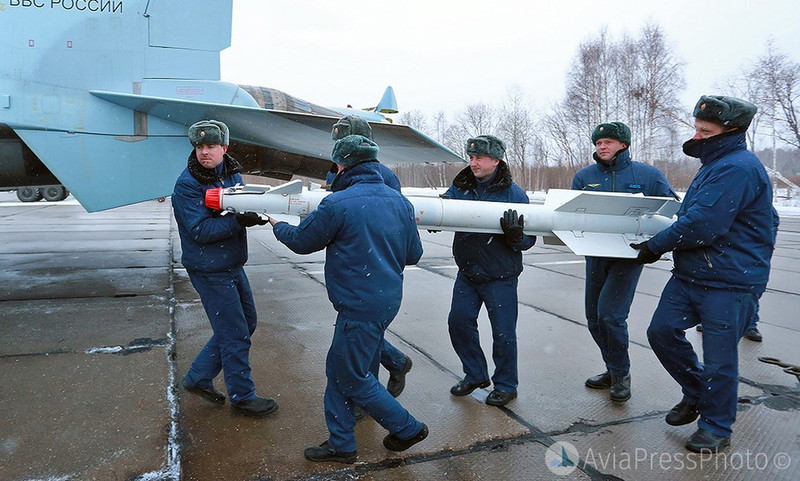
[205,187,223,210]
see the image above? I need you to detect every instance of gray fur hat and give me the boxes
[188,120,229,146]
[331,135,379,167]
[693,95,757,129]
[465,135,505,160]
[332,115,372,141]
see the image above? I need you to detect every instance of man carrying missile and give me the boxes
[327,116,414,402]
[267,134,428,463]
[443,134,535,407]
[572,122,677,403]
[172,120,278,417]
[631,96,776,452]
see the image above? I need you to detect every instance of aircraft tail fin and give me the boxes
[373,86,398,114]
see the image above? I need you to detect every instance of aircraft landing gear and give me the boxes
[42,185,69,202]
[16,186,43,202]
[14,185,69,202]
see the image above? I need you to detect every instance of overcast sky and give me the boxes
[220,0,800,122]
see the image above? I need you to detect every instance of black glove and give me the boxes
[236,211,267,227]
[629,241,661,264]
[500,209,525,244]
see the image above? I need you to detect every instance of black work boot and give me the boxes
[231,395,279,417]
[181,379,226,404]
[609,374,631,402]
[387,356,413,398]
[744,328,763,342]
[304,441,357,464]
[666,400,699,426]
[383,423,429,451]
[486,389,518,406]
[585,371,612,389]
[685,428,730,453]
[450,379,490,396]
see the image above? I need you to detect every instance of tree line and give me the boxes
[391,25,800,194]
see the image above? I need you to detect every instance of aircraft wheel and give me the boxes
[16,187,43,202]
[42,185,69,202]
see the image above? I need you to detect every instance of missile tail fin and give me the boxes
[553,230,646,258]
[263,180,303,195]
[548,189,679,217]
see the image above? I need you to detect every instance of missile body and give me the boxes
[205,180,680,259]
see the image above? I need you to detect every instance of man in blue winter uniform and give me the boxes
[697,203,778,343]
[173,120,278,417]
[327,116,414,401]
[631,95,776,452]
[444,135,535,407]
[267,135,427,463]
[572,122,677,403]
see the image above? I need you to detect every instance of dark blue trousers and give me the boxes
[748,302,761,331]
[379,339,407,374]
[183,268,257,403]
[448,272,519,393]
[367,339,407,382]
[647,277,758,437]
[324,313,422,452]
[584,257,643,376]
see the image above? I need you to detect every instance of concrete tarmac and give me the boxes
[1,192,798,480]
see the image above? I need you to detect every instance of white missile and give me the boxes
[204,180,680,259]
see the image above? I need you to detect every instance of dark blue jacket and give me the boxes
[326,162,401,192]
[273,161,422,320]
[172,153,247,273]
[648,133,775,292]
[572,149,677,198]
[443,162,535,283]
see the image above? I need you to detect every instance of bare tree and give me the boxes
[629,24,685,163]
[754,42,800,149]
[497,85,534,168]
[542,104,589,171]
[431,111,449,145]
[563,28,614,128]
[553,24,685,170]
[396,110,429,132]
[455,102,497,138]
[719,64,773,152]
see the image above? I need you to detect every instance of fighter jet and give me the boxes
[0,0,461,211]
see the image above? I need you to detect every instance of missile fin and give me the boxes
[543,189,581,209]
[542,236,566,247]
[548,189,679,218]
[552,230,647,258]
[264,180,303,195]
